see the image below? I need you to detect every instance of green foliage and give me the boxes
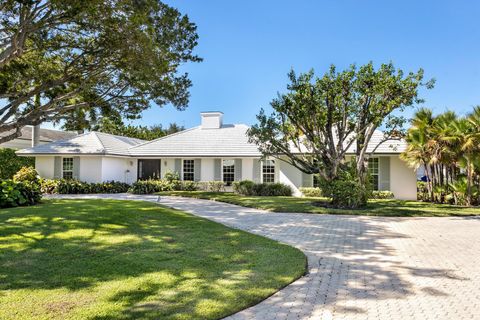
[196,181,227,192]
[403,107,480,206]
[417,181,429,202]
[0,0,201,141]
[164,170,180,182]
[370,191,395,199]
[128,179,198,194]
[93,118,184,140]
[208,181,226,192]
[13,166,39,183]
[0,179,41,208]
[0,148,35,179]
[232,180,293,197]
[198,181,226,192]
[248,62,431,208]
[40,179,130,194]
[319,164,369,209]
[299,187,322,197]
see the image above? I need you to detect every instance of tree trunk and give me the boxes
[466,160,472,206]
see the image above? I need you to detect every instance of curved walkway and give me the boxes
[47,194,480,320]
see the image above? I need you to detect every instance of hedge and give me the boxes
[0,148,35,179]
[128,179,198,194]
[299,187,322,197]
[370,190,395,199]
[40,179,130,194]
[0,180,42,208]
[232,180,292,196]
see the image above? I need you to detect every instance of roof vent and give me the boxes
[200,112,223,129]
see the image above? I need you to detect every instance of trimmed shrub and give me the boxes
[128,179,199,194]
[233,180,293,196]
[164,171,180,182]
[0,148,35,179]
[299,187,322,197]
[370,190,394,199]
[40,179,130,194]
[180,181,198,191]
[319,164,369,208]
[0,179,42,208]
[197,181,225,192]
[13,166,39,183]
[232,180,255,195]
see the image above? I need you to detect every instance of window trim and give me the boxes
[62,157,74,179]
[222,159,235,186]
[368,157,379,191]
[261,159,275,183]
[182,159,195,181]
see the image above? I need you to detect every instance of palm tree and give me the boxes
[402,108,436,201]
[451,116,479,205]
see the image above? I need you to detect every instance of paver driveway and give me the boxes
[48,194,480,320]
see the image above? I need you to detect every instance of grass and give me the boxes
[157,191,480,217]
[0,199,306,320]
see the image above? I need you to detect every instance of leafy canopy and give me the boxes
[248,62,432,182]
[93,117,184,140]
[0,0,201,142]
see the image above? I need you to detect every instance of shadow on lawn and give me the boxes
[0,199,307,319]
[0,197,471,319]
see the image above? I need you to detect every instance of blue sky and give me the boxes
[131,0,480,129]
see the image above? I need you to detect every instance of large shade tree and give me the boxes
[0,0,201,143]
[93,117,184,140]
[248,62,432,207]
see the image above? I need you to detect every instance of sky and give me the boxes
[128,0,480,129]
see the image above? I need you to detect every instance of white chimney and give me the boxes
[200,111,223,129]
[32,125,40,147]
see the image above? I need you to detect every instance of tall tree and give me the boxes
[0,0,201,143]
[93,117,184,140]
[248,62,432,207]
[402,107,480,205]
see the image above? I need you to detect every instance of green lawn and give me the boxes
[0,199,306,320]
[157,191,480,216]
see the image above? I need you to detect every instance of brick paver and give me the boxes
[48,194,480,320]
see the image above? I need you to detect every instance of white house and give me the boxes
[16,112,417,199]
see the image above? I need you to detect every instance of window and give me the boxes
[183,159,194,181]
[368,158,379,190]
[62,157,74,179]
[222,159,235,186]
[262,160,275,183]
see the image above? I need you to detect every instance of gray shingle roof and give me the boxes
[16,123,407,157]
[16,131,145,156]
[0,126,77,142]
[129,124,262,157]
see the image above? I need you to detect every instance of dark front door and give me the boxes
[138,159,161,180]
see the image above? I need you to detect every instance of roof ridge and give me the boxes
[91,130,146,142]
[90,132,107,152]
[128,126,200,150]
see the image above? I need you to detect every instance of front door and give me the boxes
[138,159,161,180]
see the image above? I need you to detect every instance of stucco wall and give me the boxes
[35,156,54,179]
[79,156,102,183]
[101,157,134,183]
[278,159,303,196]
[161,158,175,178]
[390,156,417,200]
[201,158,214,181]
[242,158,254,181]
